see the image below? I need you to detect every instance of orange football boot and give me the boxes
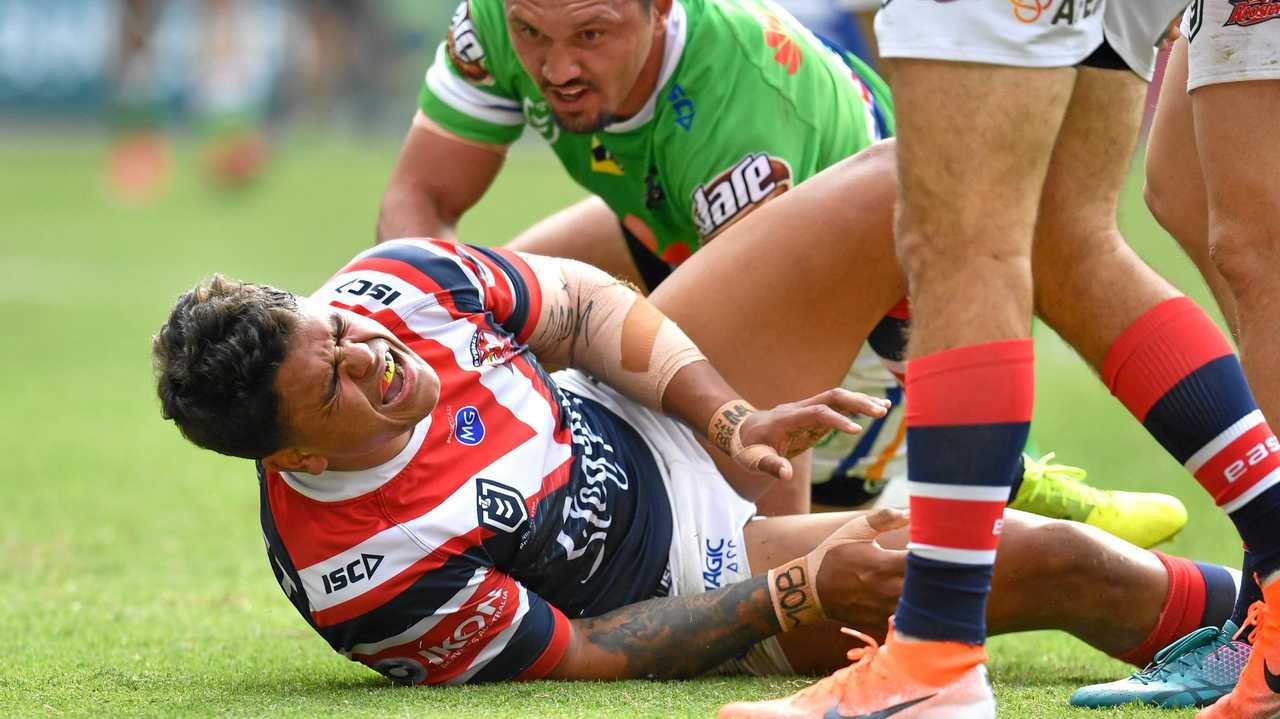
[1197,580,1280,719]
[718,624,995,719]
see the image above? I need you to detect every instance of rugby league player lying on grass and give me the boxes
[154,164,1240,686]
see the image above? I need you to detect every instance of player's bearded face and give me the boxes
[506,0,664,133]
[271,302,441,471]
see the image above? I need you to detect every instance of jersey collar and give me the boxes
[603,0,688,134]
[280,415,431,502]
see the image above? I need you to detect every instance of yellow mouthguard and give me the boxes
[382,354,396,387]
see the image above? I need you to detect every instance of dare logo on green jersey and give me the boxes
[447,1,493,85]
[692,153,792,239]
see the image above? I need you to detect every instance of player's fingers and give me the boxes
[756,452,791,481]
[863,507,910,534]
[797,404,861,434]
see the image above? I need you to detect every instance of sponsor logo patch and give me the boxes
[334,277,403,306]
[762,14,802,75]
[702,538,740,591]
[1009,0,1053,23]
[667,83,694,131]
[692,153,792,239]
[454,405,485,446]
[477,478,528,534]
[1226,0,1280,27]
[470,327,512,367]
[446,1,493,85]
[320,552,385,594]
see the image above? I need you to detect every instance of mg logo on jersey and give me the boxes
[320,553,385,594]
[446,1,493,84]
[454,405,485,446]
[418,587,508,666]
[477,479,528,534]
[692,154,792,239]
[1225,436,1280,483]
[335,277,403,306]
[470,327,512,367]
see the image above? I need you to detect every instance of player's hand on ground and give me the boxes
[738,389,891,480]
[811,508,909,630]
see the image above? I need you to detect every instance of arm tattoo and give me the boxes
[573,575,781,679]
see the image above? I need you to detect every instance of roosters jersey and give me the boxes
[258,239,674,686]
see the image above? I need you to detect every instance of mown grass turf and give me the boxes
[0,135,1240,717]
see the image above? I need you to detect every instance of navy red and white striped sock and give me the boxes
[1103,296,1280,581]
[895,339,1034,645]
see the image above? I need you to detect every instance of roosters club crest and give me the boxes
[470,327,513,367]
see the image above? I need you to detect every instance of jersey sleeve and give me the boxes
[318,239,542,343]
[347,565,572,686]
[417,0,526,146]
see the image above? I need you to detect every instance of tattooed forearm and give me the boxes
[571,575,781,679]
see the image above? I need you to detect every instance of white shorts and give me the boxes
[552,370,795,676]
[875,0,1188,80]
[1181,0,1280,90]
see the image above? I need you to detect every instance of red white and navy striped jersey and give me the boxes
[257,239,673,685]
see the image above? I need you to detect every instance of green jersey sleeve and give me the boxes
[417,1,526,146]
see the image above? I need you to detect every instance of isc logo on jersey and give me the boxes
[692,153,792,239]
[447,1,493,85]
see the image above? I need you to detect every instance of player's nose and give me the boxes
[341,340,379,380]
[542,43,580,85]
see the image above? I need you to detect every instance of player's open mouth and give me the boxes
[549,86,590,106]
[380,350,405,405]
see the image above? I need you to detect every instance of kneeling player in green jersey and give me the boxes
[375,0,1186,547]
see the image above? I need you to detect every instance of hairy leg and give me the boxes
[506,195,646,287]
[1144,38,1238,333]
[649,141,904,504]
[743,509,1166,674]
[1032,66,1182,368]
[1193,79,1280,426]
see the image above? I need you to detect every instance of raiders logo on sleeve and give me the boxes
[447,1,493,85]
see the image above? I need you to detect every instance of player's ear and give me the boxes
[263,447,329,475]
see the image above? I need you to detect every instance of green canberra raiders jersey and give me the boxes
[419,0,893,265]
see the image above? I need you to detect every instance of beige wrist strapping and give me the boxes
[767,555,825,631]
[708,399,775,473]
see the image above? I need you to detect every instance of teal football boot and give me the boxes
[1070,622,1249,709]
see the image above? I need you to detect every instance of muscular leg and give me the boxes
[506,195,647,288]
[1144,38,1239,333]
[889,59,1075,646]
[648,141,903,505]
[1032,66,1180,367]
[1193,79,1280,427]
[743,509,1169,674]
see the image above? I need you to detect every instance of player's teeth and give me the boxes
[383,352,395,386]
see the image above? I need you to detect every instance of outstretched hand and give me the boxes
[736,388,891,480]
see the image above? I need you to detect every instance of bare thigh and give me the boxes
[889,60,1076,355]
[505,195,646,287]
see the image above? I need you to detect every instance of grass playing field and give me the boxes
[0,133,1244,718]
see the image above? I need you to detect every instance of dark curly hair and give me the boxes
[153,275,300,459]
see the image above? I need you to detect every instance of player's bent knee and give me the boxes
[1209,223,1280,295]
